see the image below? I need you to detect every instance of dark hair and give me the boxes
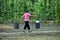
[25,10,29,12]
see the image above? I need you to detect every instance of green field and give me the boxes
[0,0,60,24]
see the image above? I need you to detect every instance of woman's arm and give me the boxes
[31,15,37,17]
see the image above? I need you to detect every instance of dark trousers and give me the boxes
[24,21,30,30]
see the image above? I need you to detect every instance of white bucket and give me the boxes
[35,21,40,23]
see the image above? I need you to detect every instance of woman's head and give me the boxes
[25,10,29,13]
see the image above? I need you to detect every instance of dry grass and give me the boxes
[0,24,13,30]
[0,35,60,40]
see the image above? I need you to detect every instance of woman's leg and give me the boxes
[25,21,30,30]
